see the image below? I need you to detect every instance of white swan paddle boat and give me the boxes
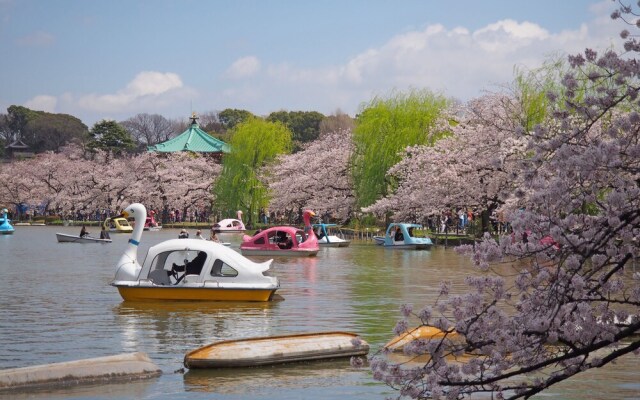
[212,210,246,232]
[56,233,112,244]
[111,203,280,302]
[313,223,351,247]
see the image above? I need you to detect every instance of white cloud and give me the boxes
[24,95,57,112]
[223,11,622,116]
[16,30,55,46]
[78,71,186,113]
[226,56,261,79]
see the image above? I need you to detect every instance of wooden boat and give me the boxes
[240,210,319,257]
[313,223,351,247]
[56,233,112,244]
[0,352,160,392]
[0,209,15,235]
[212,210,246,232]
[384,325,462,351]
[111,203,280,302]
[184,331,369,369]
[375,223,433,249]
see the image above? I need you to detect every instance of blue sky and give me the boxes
[0,0,624,127]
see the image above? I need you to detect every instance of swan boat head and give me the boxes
[113,203,147,281]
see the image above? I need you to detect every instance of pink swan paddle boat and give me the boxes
[212,210,246,232]
[240,210,319,257]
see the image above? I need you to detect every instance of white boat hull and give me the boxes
[56,233,112,244]
[240,248,318,257]
[318,235,350,247]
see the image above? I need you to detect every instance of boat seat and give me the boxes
[211,259,223,276]
[148,269,171,285]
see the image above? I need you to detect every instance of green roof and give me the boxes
[148,115,230,153]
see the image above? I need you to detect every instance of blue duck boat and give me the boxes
[0,208,15,235]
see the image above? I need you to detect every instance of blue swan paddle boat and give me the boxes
[0,208,15,235]
[373,223,432,250]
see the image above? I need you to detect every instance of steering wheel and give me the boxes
[170,263,185,284]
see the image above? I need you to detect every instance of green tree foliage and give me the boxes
[213,118,292,226]
[6,106,88,153]
[218,108,254,131]
[351,89,453,208]
[266,110,325,150]
[88,120,135,157]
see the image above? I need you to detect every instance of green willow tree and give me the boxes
[351,89,453,209]
[213,118,292,227]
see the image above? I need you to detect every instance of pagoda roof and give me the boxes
[5,139,29,150]
[148,114,230,154]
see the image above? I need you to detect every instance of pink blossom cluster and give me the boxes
[265,129,355,221]
[0,144,221,214]
[366,4,640,398]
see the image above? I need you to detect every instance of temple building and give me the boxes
[148,113,230,161]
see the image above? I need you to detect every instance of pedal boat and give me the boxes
[103,215,134,233]
[240,210,319,257]
[0,209,15,235]
[313,223,350,247]
[111,203,280,302]
[374,223,433,249]
[212,210,246,232]
[143,210,162,231]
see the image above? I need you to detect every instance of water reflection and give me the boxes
[182,359,380,398]
[0,227,638,399]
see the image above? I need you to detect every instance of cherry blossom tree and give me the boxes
[371,6,640,399]
[0,144,221,219]
[127,151,221,213]
[363,95,528,232]
[265,129,355,222]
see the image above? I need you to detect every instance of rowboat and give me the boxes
[184,331,369,369]
[384,325,462,351]
[56,233,112,244]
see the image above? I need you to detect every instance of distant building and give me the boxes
[147,113,230,161]
[4,139,34,161]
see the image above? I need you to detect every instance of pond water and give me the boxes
[0,226,638,399]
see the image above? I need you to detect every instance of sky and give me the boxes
[0,0,626,127]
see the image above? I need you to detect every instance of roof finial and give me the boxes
[190,112,199,126]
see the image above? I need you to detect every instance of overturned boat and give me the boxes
[184,331,369,369]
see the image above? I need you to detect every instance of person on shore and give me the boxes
[178,229,189,239]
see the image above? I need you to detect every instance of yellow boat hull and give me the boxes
[115,286,277,302]
[385,326,461,351]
